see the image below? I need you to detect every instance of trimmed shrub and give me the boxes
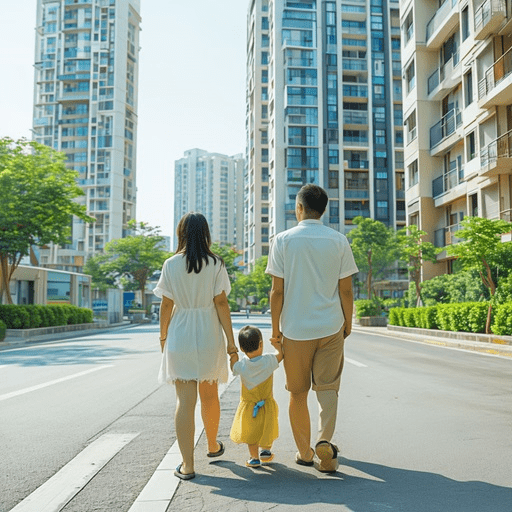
[355,299,379,319]
[402,308,416,328]
[24,305,43,329]
[0,305,30,329]
[0,304,93,329]
[468,302,489,333]
[0,320,6,341]
[388,308,401,326]
[491,303,512,335]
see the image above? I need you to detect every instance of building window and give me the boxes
[408,159,418,187]
[406,60,415,94]
[328,170,339,188]
[465,70,473,106]
[261,52,269,65]
[461,6,469,41]
[406,111,417,144]
[328,149,339,164]
[375,129,386,144]
[403,9,413,44]
[262,70,268,83]
[262,17,269,30]
[467,131,476,161]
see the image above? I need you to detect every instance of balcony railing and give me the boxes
[434,223,463,248]
[478,45,512,100]
[426,0,457,41]
[430,108,462,148]
[343,112,368,125]
[474,0,506,34]
[342,59,368,71]
[427,50,460,94]
[500,208,512,222]
[432,164,464,197]
[345,160,369,168]
[480,129,512,168]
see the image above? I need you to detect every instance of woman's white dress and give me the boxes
[153,254,231,384]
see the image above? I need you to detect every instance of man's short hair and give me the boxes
[297,184,328,217]
[238,325,262,353]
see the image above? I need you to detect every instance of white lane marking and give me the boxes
[9,432,139,512]
[0,365,113,402]
[128,375,236,512]
[346,357,367,368]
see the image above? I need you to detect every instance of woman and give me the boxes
[154,212,238,480]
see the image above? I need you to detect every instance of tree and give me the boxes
[232,256,271,306]
[446,216,512,333]
[349,216,398,299]
[210,242,240,280]
[83,253,116,292]
[94,221,171,311]
[397,225,440,306]
[0,138,93,304]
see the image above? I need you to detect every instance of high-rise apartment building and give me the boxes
[173,149,245,250]
[245,0,405,269]
[400,0,512,280]
[32,0,141,272]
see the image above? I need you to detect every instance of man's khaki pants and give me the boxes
[283,328,345,457]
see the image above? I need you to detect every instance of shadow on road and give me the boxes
[188,458,512,512]
[0,342,149,367]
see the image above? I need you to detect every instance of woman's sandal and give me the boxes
[207,440,225,458]
[295,451,314,467]
[174,463,195,480]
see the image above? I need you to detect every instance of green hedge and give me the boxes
[0,320,6,341]
[389,302,512,335]
[355,299,380,319]
[0,304,93,330]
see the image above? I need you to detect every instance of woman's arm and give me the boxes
[159,295,174,352]
[213,291,237,355]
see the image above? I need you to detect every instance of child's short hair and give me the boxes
[238,325,262,353]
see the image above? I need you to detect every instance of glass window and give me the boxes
[408,159,418,186]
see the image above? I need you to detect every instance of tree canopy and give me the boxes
[88,221,171,310]
[446,215,512,332]
[349,216,398,299]
[0,138,93,303]
[397,224,440,306]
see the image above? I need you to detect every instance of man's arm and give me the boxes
[338,276,354,339]
[269,275,284,341]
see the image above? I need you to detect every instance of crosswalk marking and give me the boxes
[0,365,113,402]
[9,433,139,512]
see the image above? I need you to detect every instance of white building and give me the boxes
[400,0,512,280]
[245,0,405,269]
[173,149,245,250]
[32,0,141,272]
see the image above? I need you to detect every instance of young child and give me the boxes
[229,325,283,468]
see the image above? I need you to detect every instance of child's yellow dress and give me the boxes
[230,354,279,447]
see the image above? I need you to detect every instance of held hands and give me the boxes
[343,323,352,339]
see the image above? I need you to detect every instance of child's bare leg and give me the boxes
[248,444,259,459]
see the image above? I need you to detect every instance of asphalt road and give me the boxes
[1,317,511,511]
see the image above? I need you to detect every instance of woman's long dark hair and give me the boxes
[176,212,223,274]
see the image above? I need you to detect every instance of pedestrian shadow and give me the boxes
[0,342,149,367]
[191,458,512,511]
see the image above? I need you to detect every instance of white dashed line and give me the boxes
[0,365,113,402]
[346,357,367,368]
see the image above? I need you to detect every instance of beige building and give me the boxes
[173,149,245,251]
[401,0,512,280]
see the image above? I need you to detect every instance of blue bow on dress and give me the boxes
[252,400,265,418]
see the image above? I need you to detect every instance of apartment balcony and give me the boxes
[430,108,462,152]
[434,223,463,248]
[474,0,506,40]
[345,160,369,169]
[345,189,370,198]
[480,129,512,176]
[427,51,461,100]
[282,38,314,49]
[343,112,368,125]
[478,46,512,108]
[426,0,459,49]
[342,58,368,72]
[60,91,90,101]
[432,165,465,206]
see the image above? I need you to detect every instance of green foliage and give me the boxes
[355,299,379,319]
[91,221,171,309]
[211,243,240,279]
[0,138,94,303]
[0,319,6,341]
[397,225,440,306]
[420,270,488,306]
[0,304,92,329]
[491,303,512,335]
[232,256,272,305]
[349,216,398,298]
[495,273,512,304]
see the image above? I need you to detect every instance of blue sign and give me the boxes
[123,292,136,313]
[92,300,108,312]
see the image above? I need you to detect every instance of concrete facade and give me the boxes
[33,0,141,272]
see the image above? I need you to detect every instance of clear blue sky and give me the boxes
[0,1,247,238]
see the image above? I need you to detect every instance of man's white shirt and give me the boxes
[266,219,358,340]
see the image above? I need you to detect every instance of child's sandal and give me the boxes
[259,450,274,463]
[245,458,261,468]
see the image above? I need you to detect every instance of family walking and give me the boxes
[154,184,358,480]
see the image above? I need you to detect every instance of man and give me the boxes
[266,184,358,473]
